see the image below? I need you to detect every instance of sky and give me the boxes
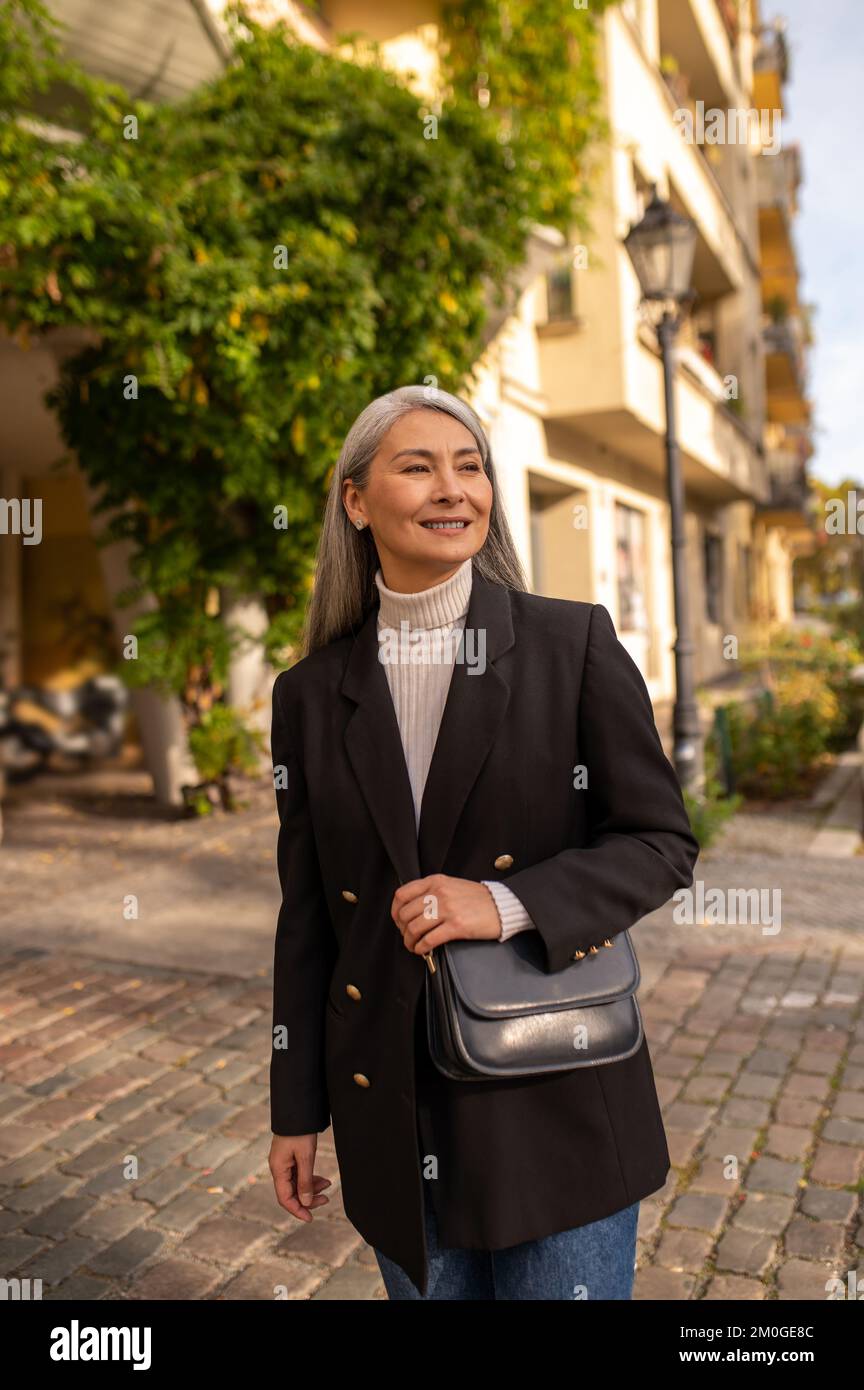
[770,0,863,485]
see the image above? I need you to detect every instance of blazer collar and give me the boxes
[341,564,516,885]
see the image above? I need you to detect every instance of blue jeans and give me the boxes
[373,1178,640,1300]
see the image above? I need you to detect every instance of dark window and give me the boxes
[545,261,574,321]
[737,541,753,618]
[704,532,723,624]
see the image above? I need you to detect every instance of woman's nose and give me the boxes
[430,476,465,498]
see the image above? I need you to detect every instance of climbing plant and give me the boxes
[438,0,614,235]
[0,0,614,710]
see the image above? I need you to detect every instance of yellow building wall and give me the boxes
[21,470,113,685]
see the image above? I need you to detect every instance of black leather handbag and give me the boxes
[423,928,644,1080]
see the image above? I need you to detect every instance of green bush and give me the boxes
[724,686,832,798]
[186,703,264,813]
[815,600,863,649]
[683,776,742,850]
[741,626,864,748]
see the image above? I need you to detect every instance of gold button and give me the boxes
[346,984,362,1001]
[602,939,614,948]
[493,854,513,870]
[572,949,586,960]
[353,1073,370,1088]
[341,890,358,903]
[588,944,599,954]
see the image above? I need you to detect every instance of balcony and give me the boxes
[36,0,230,103]
[765,458,809,510]
[754,22,790,83]
[763,315,809,424]
[535,312,768,505]
[610,11,750,293]
[753,21,790,113]
[764,316,805,377]
[756,145,801,219]
[757,454,812,535]
[757,149,802,306]
[657,0,744,111]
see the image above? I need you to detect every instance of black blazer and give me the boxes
[269,565,700,1294]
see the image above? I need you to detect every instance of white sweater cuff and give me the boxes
[481,880,536,941]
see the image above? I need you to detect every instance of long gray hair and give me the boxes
[298,385,529,657]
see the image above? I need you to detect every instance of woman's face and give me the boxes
[343,410,494,588]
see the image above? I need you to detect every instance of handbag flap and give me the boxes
[441,929,640,1020]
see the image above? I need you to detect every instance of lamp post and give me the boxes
[622,185,704,793]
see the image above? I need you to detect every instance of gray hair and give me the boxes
[298,385,529,657]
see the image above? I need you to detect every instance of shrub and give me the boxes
[742,626,864,748]
[185,704,264,813]
[683,776,742,850]
[724,684,833,798]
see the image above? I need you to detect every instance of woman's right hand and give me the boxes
[269,1133,333,1222]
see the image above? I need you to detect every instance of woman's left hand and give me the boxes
[390,874,501,954]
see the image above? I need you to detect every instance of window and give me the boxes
[615,502,649,632]
[737,541,753,619]
[544,252,575,321]
[692,305,719,370]
[704,531,723,624]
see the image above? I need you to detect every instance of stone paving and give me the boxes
[0,765,862,1300]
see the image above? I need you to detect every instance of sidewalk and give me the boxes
[0,765,862,1300]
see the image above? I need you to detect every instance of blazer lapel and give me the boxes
[341,565,516,886]
[341,601,422,888]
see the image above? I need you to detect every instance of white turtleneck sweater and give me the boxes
[374,555,535,942]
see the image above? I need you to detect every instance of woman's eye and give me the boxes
[403,460,481,472]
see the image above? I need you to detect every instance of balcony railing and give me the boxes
[760,458,809,513]
[763,316,807,389]
[756,145,801,215]
[755,23,790,82]
[771,422,814,464]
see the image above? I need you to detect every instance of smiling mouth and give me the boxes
[419,520,471,530]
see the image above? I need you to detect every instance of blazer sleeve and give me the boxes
[501,602,700,974]
[270,669,338,1136]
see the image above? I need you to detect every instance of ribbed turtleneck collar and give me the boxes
[374,556,473,630]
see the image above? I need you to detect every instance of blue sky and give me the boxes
[771,0,862,484]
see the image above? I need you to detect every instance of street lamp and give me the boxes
[623,184,704,794]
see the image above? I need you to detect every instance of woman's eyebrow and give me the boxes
[389,446,481,462]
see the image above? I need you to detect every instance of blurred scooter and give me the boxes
[0,674,129,782]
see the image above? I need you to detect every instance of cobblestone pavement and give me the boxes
[0,768,862,1300]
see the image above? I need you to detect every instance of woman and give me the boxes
[267,385,699,1300]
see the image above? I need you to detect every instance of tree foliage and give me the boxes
[0,0,613,700]
[439,0,613,235]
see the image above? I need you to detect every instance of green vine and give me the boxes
[438,0,614,237]
[0,0,614,722]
